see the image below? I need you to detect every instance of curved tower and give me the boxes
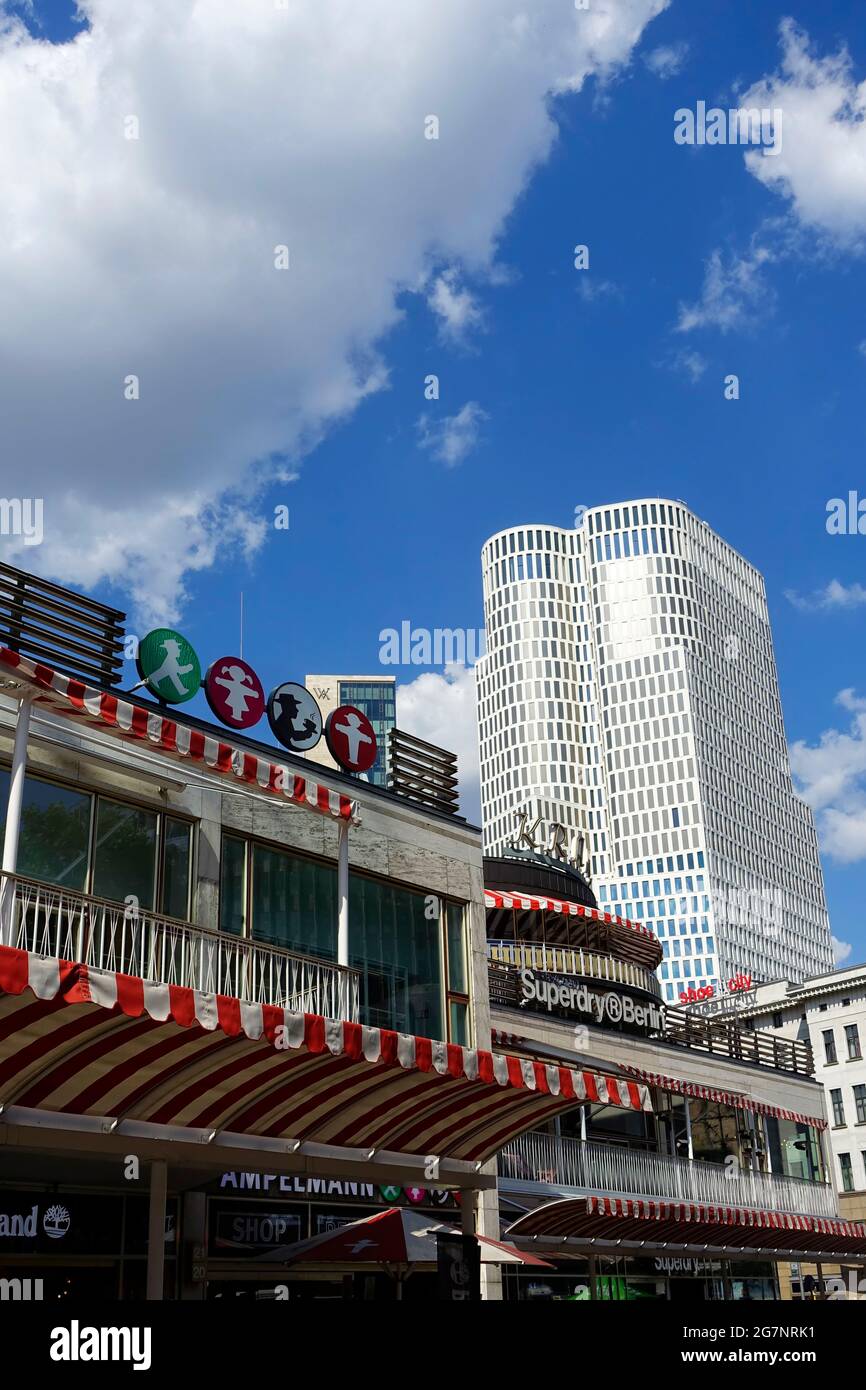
[476,500,833,1003]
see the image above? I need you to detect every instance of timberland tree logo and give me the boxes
[43,1204,71,1239]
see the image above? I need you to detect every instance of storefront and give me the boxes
[483,832,866,1298]
[501,1254,779,1302]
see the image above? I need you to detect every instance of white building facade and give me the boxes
[739,964,866,1218]
[476,500,833,1005]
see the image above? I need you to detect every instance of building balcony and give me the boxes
[0,871,360,1022]
[498,1129,838,1221]
[488,939,662,1001]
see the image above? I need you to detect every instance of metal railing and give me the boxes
[488,939,662,1000]
[498,1130,838,1220]
[0,871,359,1022]
[663,1007,814,1075]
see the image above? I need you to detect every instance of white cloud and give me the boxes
[427,269,485,343]
[676,246,776,334]
[417,401,488,468]
[577,277,623,303]
[740,20,866,248]
[790,690,866,863]
[833,935,853,965]
[396,661,480,821]
[643,40,689,79]
[674,348,707,382]
[785,580,866,612]
[0,0,668,622]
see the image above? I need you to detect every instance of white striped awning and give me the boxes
[0,646,357,823]
[618,1063,827,1131]
[0,947,652,1166]
[484,889,657,943]
[506,1195,866,1259]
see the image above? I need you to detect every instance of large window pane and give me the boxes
[220,835,246,936]
[92,799,157,909]
[351,874,443,1037]
[0,771,91,891]
[238,839,447,1036]
[251,844,336,960]
[446,903,467,994]
[162,817,192,920]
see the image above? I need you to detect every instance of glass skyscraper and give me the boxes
[476,501,834,1003]
[305,674,396,787]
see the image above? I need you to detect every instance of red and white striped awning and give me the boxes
[484,889,656,943]
[0,947,651,1166]
[0,647,356,822]
[619,1064,827,1131]
[506,1195,866,1258]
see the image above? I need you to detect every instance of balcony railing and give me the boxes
[498,1130,838,1220]
[0,872,360,1022]
[488,940,662,1000]
[663,1007,814,1076]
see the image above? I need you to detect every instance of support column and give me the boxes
[146,1160,168,1301]
[684,1096,694,1161]
[337,819,350,1018]
[0,694,31,946]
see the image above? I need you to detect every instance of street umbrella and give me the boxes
[272,1207,552,1295]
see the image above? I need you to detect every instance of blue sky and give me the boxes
[3,1,866,964]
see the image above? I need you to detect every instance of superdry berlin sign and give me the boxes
[518,968,665,1035]
[135,628,376,774]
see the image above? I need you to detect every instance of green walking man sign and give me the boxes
[136,628,202,704]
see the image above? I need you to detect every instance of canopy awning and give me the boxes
[618,1062,826,1131]
[506,1195,866,1261]
[0,646,357,823]
[484,889,655,943]
[275,1206,554,1268]
[484,889,662,972]
[0,946,651,1168]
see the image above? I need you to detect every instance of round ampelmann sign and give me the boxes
[204,655,265,730]
[136,629,202,704]
[325,705,378,774]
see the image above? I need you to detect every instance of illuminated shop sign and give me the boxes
[217,1172,455,1206]
[518,968,665,1034]
[679,973,752,1009]
[0,1203,69,1241]
[508,808,592,884]
[134,628,376,771]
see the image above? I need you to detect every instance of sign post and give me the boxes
[0,693,31,944]
[436,1232,480,1301]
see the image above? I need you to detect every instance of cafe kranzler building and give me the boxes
[0,561,863,1301]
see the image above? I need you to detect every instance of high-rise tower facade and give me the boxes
[476,500,833,1003]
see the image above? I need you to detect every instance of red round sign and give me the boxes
[325,705,378,774]
[204,656,265,730]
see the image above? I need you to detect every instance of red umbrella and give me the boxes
[273,1207,552,1295]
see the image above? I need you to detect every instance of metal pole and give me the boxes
[0,695,32,945]
[146,1160,168,1301]
[337,819,350,1018]
[684,1096,694,1161]
[461,1192,475,1237]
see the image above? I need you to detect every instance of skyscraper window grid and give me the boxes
[476,501,833,1002]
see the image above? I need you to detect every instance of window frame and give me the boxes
[0,763,196,921]
[219,829,471,1042]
